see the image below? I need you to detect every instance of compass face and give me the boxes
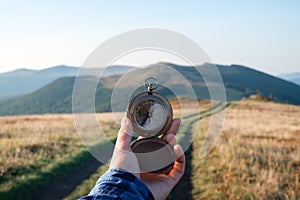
[135,100,166,131]
[127,92,173,137]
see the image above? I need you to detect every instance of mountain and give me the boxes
[279,72,300,80]
[0,65,134,99]
[99,63,300,104]
[291,78,300,85]
[0,68,37,77]
[214,65,300,104]
[278,72,300,85]
[0,63,300,116]
[0,65,77,99]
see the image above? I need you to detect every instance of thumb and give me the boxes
[115,117,133,151]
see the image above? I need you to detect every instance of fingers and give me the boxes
[110,117,140,175]
[115,117,133,151]
[173,144,185,172]
[163,118,183,181]
[162,118,181,142]
[164,134,177,146]
[168,144,185,184]
[166,118,181,136]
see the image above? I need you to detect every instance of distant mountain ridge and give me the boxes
[278,72,300,85]
[0,65,134,98]
[0,62,299,116]
[291,78,300,85]
[279,72,300,80]
[0,68,37,77]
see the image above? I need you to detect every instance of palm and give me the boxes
[141,173,175,200]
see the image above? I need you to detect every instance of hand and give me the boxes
[110,117,186,200]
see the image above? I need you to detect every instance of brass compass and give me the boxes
[127,78,174,173]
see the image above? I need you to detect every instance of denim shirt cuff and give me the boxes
[81,168,154,200]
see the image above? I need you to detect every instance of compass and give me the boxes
[127,77,174,173]
[127,78,172,137]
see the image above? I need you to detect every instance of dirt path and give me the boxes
[33,155,103,200]
[168,144,194,200]
[168,102,229,199]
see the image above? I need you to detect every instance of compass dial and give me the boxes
[135,100,166,130]
[127,90,172,137]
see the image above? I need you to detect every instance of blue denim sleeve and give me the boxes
[79,168,155,200]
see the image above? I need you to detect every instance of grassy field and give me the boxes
[191,99,300,199]
[0,114,119,199]
[0,99,299,199]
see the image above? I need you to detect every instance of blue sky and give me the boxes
[0,0,299,75]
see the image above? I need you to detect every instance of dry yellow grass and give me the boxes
[192,100,300,199]
[0,115,78,181]
[0,113,118,196]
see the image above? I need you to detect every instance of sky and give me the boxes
[0,0,299,75]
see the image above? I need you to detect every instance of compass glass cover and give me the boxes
[135,100,166,130]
